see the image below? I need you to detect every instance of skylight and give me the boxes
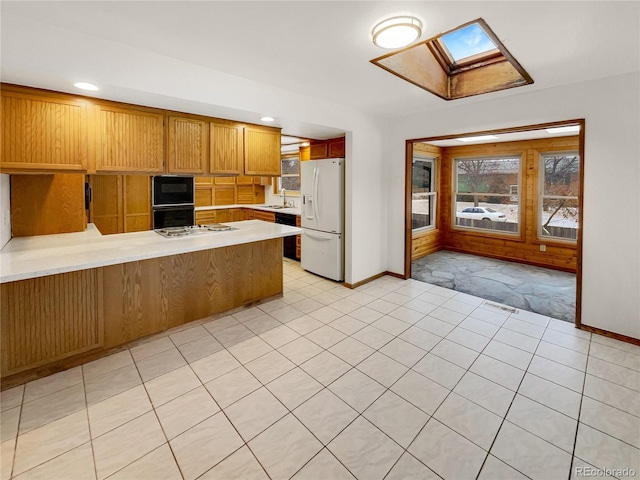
[370,18,533,101]
[440,23,497,63]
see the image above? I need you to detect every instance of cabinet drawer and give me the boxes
[253,210,276,222]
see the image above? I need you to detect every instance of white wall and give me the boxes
[383,73,640,339]
[0,174,10,249]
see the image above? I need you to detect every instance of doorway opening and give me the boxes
[404,120,585,325]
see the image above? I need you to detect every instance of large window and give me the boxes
[454,156,521,234]
[276,155,300,194]
[412,156,436,231]
[539,152,580,241]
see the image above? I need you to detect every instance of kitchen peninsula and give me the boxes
[0,220,301,384]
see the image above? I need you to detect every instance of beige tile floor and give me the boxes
[1,259,639,480]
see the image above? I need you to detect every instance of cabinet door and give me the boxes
[309,143,328,160]
[230,209,246,222]
[195,211,217,225]
[123,175,151,232]
[215,209,230,223]
[90,175,123,234]
[1,90,88,172]
[328,138,345,158]
[11,174,87,236]
[195,186,214,207]
[236,185,254,204]
[244,126,281,176]
[236,175,254,185]
[214,186,235,205]
[167,116,207,174]
[253,210,276,223]
[210,121,243,175]
[95,104,164,173]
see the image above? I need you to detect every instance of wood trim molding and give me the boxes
[344,270,407,289]
[581,325,640,347]
[404,119,586,328]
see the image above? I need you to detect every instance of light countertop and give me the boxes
[1,220,301,283]
[195,204,301,216]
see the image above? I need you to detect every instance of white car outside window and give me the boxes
[456,207,507,222]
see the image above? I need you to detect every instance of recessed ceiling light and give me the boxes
[372,15,422,49]
[260,116,275,122]
[73,82,99,91]
[457,135,499,143]
[545,125,580,134]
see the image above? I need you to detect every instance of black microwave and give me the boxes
[152,176,195,207]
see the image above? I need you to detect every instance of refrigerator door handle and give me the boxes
[313,166,320,222]
[304,230,334,240]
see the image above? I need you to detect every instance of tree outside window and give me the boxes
[539,152,580,241]
[277,156,300,194]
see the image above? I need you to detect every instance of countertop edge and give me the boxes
[1,221,302,283]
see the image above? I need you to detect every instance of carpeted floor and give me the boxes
[412,251,576,323]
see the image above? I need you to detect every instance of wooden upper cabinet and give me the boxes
[310,137,345,160]
[309,143,328,160]
[210,121,243,175]
[244,126,281,176]
[95,104,164,173]
[328,138,345,158]
[167,116,208,174]
[1,90,88,172]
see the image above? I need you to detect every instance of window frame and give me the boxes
[452,154,522,236]
[411,155,437,233]
[274,154,301,197]
[537,150,580,243]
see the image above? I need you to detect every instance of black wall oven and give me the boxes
[152,176,195,229]
[153,176,195,207]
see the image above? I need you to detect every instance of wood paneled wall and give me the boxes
[410,143,443,262]
[10,174,86,236]
[101,239,282,348]
[1,269,103,376]
[438,136,580,272]
[412,230,442,260]
[1,239,283,382]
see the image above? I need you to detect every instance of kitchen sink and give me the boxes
[263,205,287,209]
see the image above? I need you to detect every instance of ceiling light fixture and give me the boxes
[545,125,581,134]
[372,15,422,49]
[457,135,499,143]
[73,82,99,91]
[260,116,275,122]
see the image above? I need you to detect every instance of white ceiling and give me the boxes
[2,1,639,138]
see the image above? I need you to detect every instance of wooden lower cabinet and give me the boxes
[195,208,251,224]
[0,239,283,383]
[252,210,276,223]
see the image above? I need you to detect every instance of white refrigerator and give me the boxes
[301,158,344,281]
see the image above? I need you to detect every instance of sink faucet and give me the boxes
[281,188,287,207]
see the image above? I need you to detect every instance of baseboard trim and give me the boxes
[344,271,407,289]
[581,324,640,347]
